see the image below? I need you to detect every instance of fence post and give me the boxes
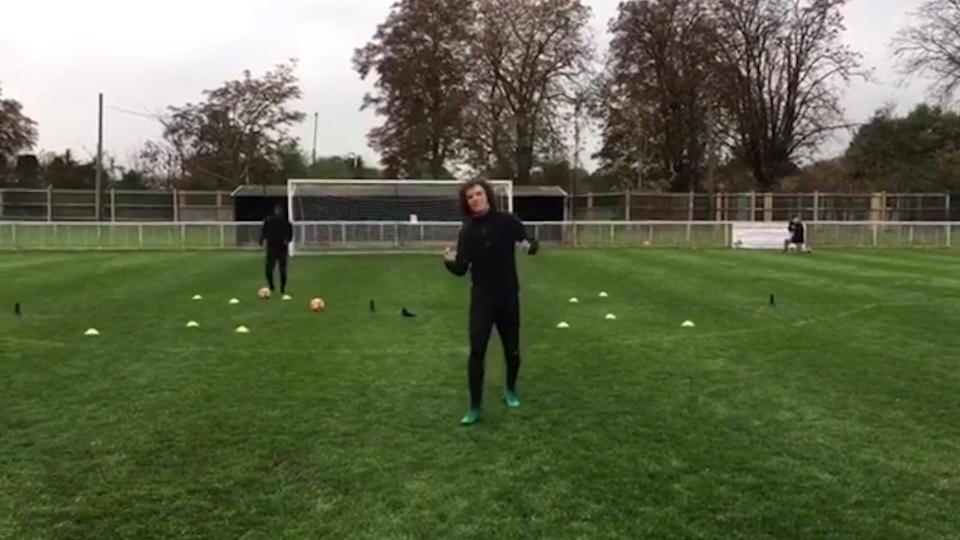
[625,190,631,221]
[46,186,53,221]
[946,192,951,221]
[138,224,144,248]
[946,222,951,248]
[879,192,887,221]
[110,189,116,222]
[873,224,878,247]
[750,191,757,221]
[220,224,225,249]
[173,189,179,222]
[11,223,16,248]
[180,223,186,249]
[813,191,819,222]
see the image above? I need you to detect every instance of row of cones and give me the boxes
[559,291,614,328]
[555,319,695,329]
[568,291,609,304]
[85,323,253,336]
[193,294,292,303]
[558,291,696,329]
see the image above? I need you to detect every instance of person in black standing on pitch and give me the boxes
[260,204,293,295]
[444,179,539,426]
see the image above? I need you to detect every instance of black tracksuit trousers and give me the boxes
[265,246,288,293]
[468,289,521,409]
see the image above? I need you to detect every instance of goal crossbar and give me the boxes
[286,178,513,256]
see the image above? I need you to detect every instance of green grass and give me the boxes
[3,249,960,539]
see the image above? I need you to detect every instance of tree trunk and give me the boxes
[515,122,534,184]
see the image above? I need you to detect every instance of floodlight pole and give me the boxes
[312,112,319,166]
[95,93,104,221]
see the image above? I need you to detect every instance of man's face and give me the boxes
[466,185,490,216]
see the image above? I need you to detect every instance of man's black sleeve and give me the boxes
[509,214,529,242]
[284,219,293,243]
[510,214,538,255]
[444,228,470,276]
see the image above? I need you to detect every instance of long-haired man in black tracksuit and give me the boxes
[444,179,539,426]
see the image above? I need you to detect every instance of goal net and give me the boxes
[286,179,513,254]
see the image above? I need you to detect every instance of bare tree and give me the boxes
[151,61,305,189]
[600,0,719,192]
[892,0,960,101]
[135,140,186,189]
[355,0,475,179]
[460,70,517,179]
[472,0,594,184]
[0,83,38,170]
[710,0,863,188]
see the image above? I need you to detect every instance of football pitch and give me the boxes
[2,249,960,539]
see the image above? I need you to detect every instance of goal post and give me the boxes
[286,179,513,254]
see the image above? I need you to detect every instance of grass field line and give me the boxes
[0,336,70,350]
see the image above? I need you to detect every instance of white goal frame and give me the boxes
[285,178,514,256]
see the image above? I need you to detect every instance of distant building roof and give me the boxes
[230,185,287,197]
[514,185,568,197]
[231,183,567,198]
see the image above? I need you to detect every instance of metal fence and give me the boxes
[569,192,954,222]
[1,188,954,223]
[0,188,234,222]
[2,221,958,251]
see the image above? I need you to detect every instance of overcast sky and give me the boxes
[0,0,933,170]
